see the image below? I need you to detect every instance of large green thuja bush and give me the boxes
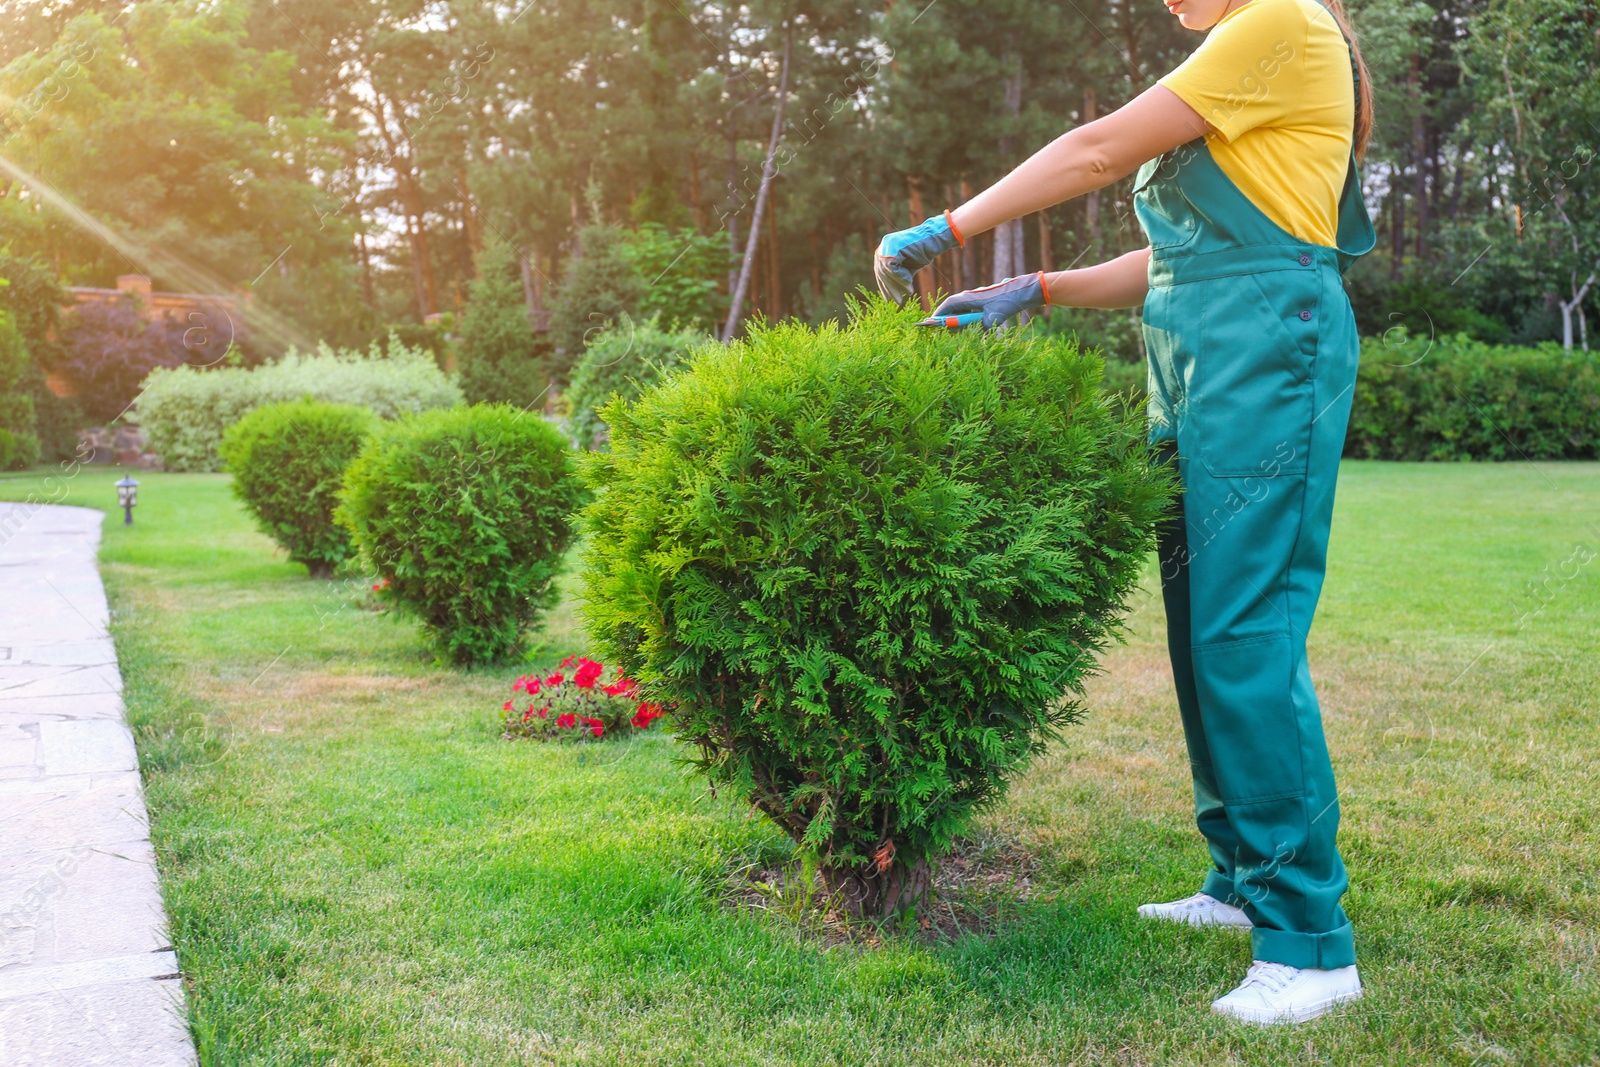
[338,404,586,666]
[219,400,375,577]
[581,301,1174,917]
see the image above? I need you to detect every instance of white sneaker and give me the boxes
[1211,960,1363,1025]
[1137,891,1254,929]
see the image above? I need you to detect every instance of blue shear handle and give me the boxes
[918,312,986,330]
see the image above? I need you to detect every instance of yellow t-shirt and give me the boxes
[1158,0,1355,247]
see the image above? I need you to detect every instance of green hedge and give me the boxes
[1087,335,1598,462]
[337,404,586,666]
[1346,335,1600,461]
[219,400,375,578]
[580,300,1173,917]
[138,336,462,471]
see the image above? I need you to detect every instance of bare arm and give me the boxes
[948,86,1211,240]
[1043,247,1152,309]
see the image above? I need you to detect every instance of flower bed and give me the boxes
[500,656,665,741]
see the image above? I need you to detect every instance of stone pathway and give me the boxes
[0,504,196,1066]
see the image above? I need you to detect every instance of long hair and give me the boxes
[1321,0,1375,161]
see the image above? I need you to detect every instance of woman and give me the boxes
[873,0,1376,1026]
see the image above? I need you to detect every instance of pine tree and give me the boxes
[546,224,645,386]
[457,242,548,411]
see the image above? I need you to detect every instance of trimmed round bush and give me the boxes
[219,400,376,578]
[580,300,1174,917]
[563,315,705,450]
[337,404,586,666]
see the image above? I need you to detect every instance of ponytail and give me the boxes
[1322,0,1375,161]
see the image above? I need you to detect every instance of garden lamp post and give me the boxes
[115,476,139,527]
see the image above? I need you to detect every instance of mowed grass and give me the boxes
[2,462,1596,1066]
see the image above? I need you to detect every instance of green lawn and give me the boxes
[3,462,1596,1066]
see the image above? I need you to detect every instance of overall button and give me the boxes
[1298,254,1312,266]
[1298,309,1313,321]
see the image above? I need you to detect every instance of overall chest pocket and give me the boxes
[1186,269,1321,479]
[1133,151,1199,252]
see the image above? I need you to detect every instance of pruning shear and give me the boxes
[916,312,986,331]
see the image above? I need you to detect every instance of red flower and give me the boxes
[533,705,549,718]
[602,674,638,698]
[556,712,577,729]
[546,672,564,687]
[521,707,534,722]
[573,657,604,688]
[502,699,514,712]
[631,702,663,729]
[559,655,577,669]
[580,716,604,738]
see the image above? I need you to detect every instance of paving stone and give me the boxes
[0,693,128,724]
[1,640,118,668]
[37,722,137,777]
[0,843,168,967]
[0,778,150,858]
[0,975,195,1067]
[0,665,122,701]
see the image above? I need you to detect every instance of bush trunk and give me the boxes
[820,855,933,920]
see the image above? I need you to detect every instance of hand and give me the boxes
[874,211,964,306]
[927,272,1050,329]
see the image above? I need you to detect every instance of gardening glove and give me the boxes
[874,210,965,306]
[926,272,1050,330]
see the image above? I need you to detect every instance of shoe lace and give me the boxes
[1239,961,1299,994]
[1178,893,1216,911]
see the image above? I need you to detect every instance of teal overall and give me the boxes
[1132,17,1375,970]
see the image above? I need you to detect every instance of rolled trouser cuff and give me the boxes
[1250,920,1356,970]
[1201,869,1244,907]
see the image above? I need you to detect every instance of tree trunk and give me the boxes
[766,197,781,318]
[820,856,933,919]
[809,227,822,307]
[1390,189,1405,282]
[725,91,742,297]
[357,231,375,309]
[457,168,481,259]
[722,25,792,342]
[1036,210,1054,273]
[519,248,545,329]
[991,53,1024,286]
[1410,54,1428,262]
[689,153,707,232]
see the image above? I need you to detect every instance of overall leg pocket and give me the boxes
[1187,270,1319,479]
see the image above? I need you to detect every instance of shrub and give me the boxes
[337,404,586,666]
[618,223,733,334]
[138,336,462,471]
[53,296,192,423]
[457,242,548,409]
[563,315,705,450]
[219,400,376,578]
[0,310,40,469]
[580,300,1175,918]
[499,656,666,741]
[1346,334,1600,460]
